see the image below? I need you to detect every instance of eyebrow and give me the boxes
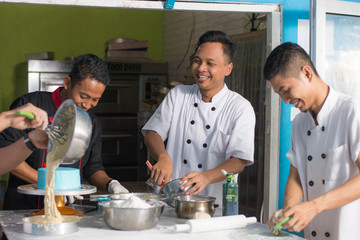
[275,86,284,94]
[80,92,101,100]
[193,55,216,62]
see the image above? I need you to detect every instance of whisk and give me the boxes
[16,111,67,145]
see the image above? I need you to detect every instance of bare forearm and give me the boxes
[311,174,360,214]
[11,160,38,184]
[0,111,12,132]
[283,165,303,209]
[0,137,32,175]
[202,157,247,184]
[88,170,112,191]
[144,130,169,161]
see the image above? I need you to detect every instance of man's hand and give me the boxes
[266,209,284,235]
[28,129,48,149]
[10,103,48,130]
[151,155,173,186]
[107,180,129,194]
[280,201,319,232]
[179,171,211,195]
[65,195,84,204]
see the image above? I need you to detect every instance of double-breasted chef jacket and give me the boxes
[287,87,360,240]
[142,84,255,207]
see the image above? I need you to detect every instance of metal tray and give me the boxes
[23,215,79,235]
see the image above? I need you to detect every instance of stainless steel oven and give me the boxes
[94,75,139,115]
[95,61,168,181]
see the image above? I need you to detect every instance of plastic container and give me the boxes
[222,172,238,216]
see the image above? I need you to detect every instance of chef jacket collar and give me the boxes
[52,87,64,109]
[196,84,229,103]
[309,86,338,126]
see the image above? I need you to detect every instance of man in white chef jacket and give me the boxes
[265,42,360,240]
[142,31,255,207]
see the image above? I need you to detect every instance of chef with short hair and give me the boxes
[265,42,360,240]
[142,31,255,207]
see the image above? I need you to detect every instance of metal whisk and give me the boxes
[17,111,67,145]
[45,125,67,145]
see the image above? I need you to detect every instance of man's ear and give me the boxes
[301,65,313,82]
[63,76,71,90]
[225,62,233,77]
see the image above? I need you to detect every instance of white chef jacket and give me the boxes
[286,87,360,240]
[142,84,255,207]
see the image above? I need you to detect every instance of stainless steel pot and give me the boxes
[47,99,92,164]
[174,195,216,219]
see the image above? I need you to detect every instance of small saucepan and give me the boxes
[174,195,216,219]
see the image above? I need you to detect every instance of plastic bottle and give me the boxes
[222,170,238,216]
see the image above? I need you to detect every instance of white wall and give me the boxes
[163,11,265,85]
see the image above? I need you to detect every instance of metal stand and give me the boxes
[17,184,97,216]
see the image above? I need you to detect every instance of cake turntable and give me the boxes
[18,183,97,216]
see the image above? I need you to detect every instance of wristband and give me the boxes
[106,179,114,192]
[24,132,38,151]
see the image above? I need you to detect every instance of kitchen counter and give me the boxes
[0,206,303,240]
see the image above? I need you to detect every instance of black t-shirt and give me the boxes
[0,91,104,210]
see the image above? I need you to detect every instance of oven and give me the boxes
[95,61,168,181]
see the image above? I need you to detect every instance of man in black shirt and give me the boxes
[0,54,128,210]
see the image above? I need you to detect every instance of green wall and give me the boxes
[0,3,164,111]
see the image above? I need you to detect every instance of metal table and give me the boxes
[0,205,303,240]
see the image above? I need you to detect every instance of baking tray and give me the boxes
[23,215,79,235]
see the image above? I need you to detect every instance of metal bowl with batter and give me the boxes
[99,199,165,230]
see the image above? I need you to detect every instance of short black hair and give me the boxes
[195,30,237,63]
[69,54,110,86]
[263,42,319,81]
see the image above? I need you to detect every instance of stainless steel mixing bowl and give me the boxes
[174,195,216,219]
[99,199,165,230]
[48,99,92,164]
[159,178,195,207]
[109,192,167,201]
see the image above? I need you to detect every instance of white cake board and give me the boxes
[17,184,97,196]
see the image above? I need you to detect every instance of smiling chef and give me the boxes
[265,42,360,240]
[141,30,255,207]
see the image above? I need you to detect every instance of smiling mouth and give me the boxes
[292,99,300,108]
[197,75,210,82]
